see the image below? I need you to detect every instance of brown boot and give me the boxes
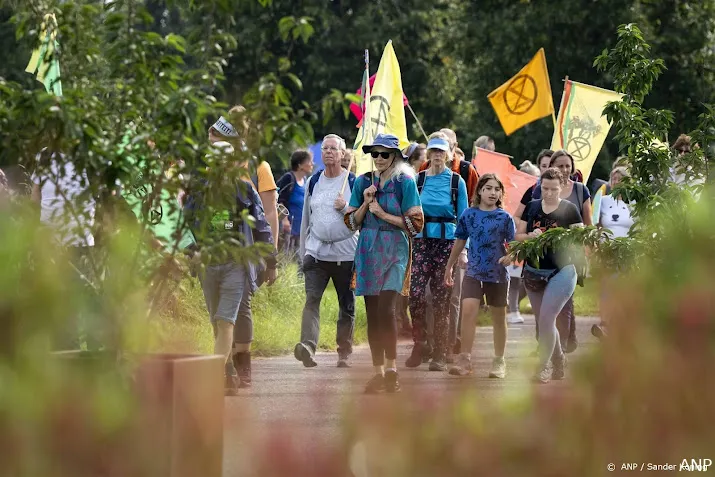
[233,352,252,388]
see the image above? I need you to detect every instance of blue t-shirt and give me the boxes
[288,181,305,236]
[416,169,468,240]
[455,207,516,283]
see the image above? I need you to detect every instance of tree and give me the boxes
[508,23,712,272]
[0,0,320,348]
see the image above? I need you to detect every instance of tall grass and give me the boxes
[156,261,601,356]
[156,261,368,356]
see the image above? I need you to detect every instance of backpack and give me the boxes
[183,179,254,241]
[457,160,473,194]
[308,169,356,196]
[416,170,461,218]
[276,171,297,207]
[423,160,472,191]
[416,169,461,239]
[532,180,585,213]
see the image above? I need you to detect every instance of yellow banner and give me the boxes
[488,48,554,136]
[354,41,409,175]
[550,80,623,182]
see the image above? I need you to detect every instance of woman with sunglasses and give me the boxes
[405,136,468,371]
[345,133,423,393]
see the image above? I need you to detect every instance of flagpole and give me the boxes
[406,102,428,142]
[365,49,375,189]
[552,75,569,149]
[341,49,370,195]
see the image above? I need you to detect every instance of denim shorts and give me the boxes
[199,262,247,325]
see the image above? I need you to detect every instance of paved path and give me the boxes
[222,315,600,476]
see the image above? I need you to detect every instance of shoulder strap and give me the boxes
[307,169,324,196]
[450,171,460,218]
[416,170,427,194]
[532,182,542,200]
[458,161,471,185]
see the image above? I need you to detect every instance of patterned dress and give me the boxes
[347,173,422,296]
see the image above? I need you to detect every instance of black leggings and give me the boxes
[364,291,399,366]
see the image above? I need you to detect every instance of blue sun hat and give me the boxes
[362,133,406,159]
[426,137,450,153]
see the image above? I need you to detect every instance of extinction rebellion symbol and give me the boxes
[565,116,602,162]
[567,137,592,162]
[369,96,391,137]
[503,74,538,115]
[148,203,163,225]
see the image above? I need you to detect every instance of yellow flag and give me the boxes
[25,14,63,96]
[488,48,554,136]
[550,80,623,182]
[354,41,409,175]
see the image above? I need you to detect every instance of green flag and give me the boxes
[25,14,63,96]
[119,134,195,252]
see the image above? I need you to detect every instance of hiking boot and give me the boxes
[294,342,317,368]
[225,373,239,396]
[405,342,428,368]
[234,352,252,388]
[551,353,567,380]
[489,356,507,379]
[364,374,386,394]
[449,354,473,376]
[337,356,351,368]
[564,336,578,354]
[532,365,552,384]
[507,312,524,324]
[384,370,401,393]
[429,355,447,372]
[591,323,606,339]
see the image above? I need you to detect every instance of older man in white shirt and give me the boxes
[294,134,358,368]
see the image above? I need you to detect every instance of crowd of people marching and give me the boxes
[189,110,645,395]
[9,107,705,396]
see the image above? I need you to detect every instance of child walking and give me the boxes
[444,174,515,378]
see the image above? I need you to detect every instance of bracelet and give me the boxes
[403,216,417,237]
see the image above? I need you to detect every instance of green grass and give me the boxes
[154,262,601,356]
[154,261,367,356]
[250,262,368,356]
[519,278,601,316]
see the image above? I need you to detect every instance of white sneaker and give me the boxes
[489,357,507,379]
[507,312,524,324]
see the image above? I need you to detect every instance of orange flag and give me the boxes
[472,148,537,216]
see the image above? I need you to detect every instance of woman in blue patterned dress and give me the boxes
[345,134,423,394]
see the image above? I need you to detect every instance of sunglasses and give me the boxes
[370,151,393,159]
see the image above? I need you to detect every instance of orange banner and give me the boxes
[472,148,537,216]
